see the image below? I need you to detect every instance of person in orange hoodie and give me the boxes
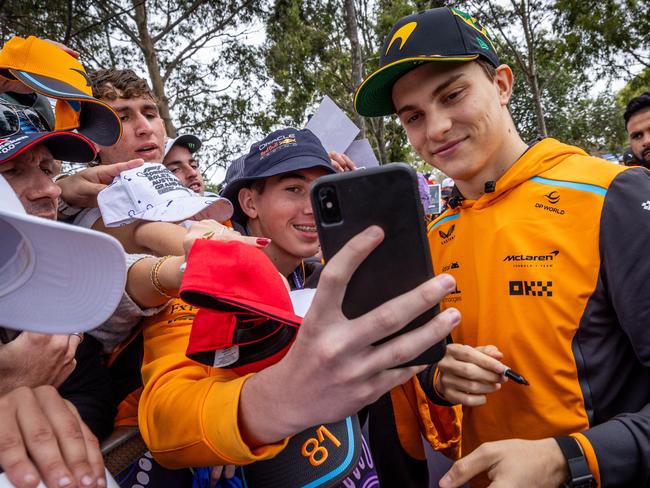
[355,6,650,488]
[138,128,462,487]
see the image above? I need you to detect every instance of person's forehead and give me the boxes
[9,143,54,165]
[628,107,650,132]
[105,95,158,113]
[269,167,328,183]
[392,61,478,109]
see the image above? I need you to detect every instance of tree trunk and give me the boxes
[519,0,547,137]
[343,0,366,137]
[529,72,547,137]
[369,117,388,164]
[133,0,176,137]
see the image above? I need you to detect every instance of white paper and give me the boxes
[344,139,380,168]
[289,288,317,318]
[0,469,119,488]
[305,95,360,153]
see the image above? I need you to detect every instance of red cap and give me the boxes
[180,239,302,326]
[181,240,302,374]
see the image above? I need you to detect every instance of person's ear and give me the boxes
[494,64,515,106]
[238,187,258,220]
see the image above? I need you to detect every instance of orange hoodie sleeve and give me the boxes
[138,299,289,468]
[387,376,462,461]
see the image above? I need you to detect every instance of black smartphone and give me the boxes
[311,163,446,366]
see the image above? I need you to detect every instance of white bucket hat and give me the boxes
[98,162,233,227]
[0,175,126,333]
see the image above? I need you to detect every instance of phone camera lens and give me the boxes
[318,186,342,224]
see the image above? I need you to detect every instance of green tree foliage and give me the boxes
[91,0,268,173]
[460,0,630,153]
[618,67,650,105]
[262,0,445,167]
[554,0,649,76]
[1,0,269,178]
[1,0,639,179]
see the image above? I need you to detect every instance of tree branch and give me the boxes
[93,1,143,48]
[487,1,531,79]
[153,0,205,42]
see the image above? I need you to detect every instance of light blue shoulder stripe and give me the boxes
[429,212,460,230]
[530,176,607,196]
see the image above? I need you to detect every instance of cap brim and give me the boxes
[180,287,302,328]
[11,69,92,100]
[164,134,202,158]
[354,55,478,117]
[222,154,335,222]
[0,212,126,333]
[78,100,122,146]
[12,69,122,146]
[140,195,234,223]
[0,131,96,163]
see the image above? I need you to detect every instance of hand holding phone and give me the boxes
[311,163,448,366]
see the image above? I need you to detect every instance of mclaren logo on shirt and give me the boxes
[439,224,456,243]
[535,190,566,215]
[503,250,559,268]
[503,250,559,262]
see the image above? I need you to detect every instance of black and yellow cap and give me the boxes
[354,7,499,117]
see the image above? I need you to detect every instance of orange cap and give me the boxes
[0,36,122,146]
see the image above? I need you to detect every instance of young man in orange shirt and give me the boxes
[356,7,650,487]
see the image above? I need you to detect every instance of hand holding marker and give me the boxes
[503,367,529,386]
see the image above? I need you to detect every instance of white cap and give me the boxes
[163,134,202,159]
[0,175,126,334]
[441,177,455,188]
[98,162,233,227]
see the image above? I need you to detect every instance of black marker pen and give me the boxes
[503,368,529,386]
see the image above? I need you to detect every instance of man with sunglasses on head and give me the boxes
[0,97,121,437]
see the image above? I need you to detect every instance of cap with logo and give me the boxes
[220,128,335,223]
[0,36,122,146]
[163,134,202,159]
[181,239,302,375]
[0,175,126,333]
[97,162,233,227]
[354,7,499,117]
[0,99,96,163]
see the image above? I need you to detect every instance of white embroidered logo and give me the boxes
[642,201,650,211]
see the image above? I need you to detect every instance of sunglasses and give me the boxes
[0,100,49,138]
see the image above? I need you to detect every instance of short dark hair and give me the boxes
[624,92,650,129]
[90,69,158,103]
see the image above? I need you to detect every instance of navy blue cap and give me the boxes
[221,128,335,223]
